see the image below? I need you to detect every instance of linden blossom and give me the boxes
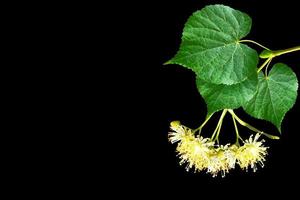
[206,145,231,177]
[236,134,268,172]
[169,123,268,177]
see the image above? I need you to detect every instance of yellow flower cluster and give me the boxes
[169,122,268,177]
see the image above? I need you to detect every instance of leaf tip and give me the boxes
[277,125,282,134]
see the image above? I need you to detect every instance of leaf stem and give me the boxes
[211,122,221,141]
[214,118,224,144]
[231,114,240,145]
[228,109,280,140]
[264,57,272,76]
[257,57,272,73]
[239,40,270,50]
[258,45,299,73]
[194,114,213,133]
[211,109,227,141]
[272,46,300,57]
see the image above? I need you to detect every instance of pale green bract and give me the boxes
[243,63,298,132]
[166,4,258,85]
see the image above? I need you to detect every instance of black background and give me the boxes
[7,0,299,197]
[121,0,300,193]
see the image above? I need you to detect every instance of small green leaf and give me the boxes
[244,63,298,132]
[166,4,258,85]
[196,72,258,116]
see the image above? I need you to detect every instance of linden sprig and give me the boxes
[166,4,299,177]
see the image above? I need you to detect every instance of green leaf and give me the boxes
[196,71,258,116]
[243,63,298,132]
[166,4,258,85]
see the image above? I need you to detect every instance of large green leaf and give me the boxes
[244,63,298,132]
[165,4,258,85]
[196,71,258,116]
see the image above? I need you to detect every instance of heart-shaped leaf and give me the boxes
[166,4,258,85]
[243,63,298,132]
[197,71,258,116]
